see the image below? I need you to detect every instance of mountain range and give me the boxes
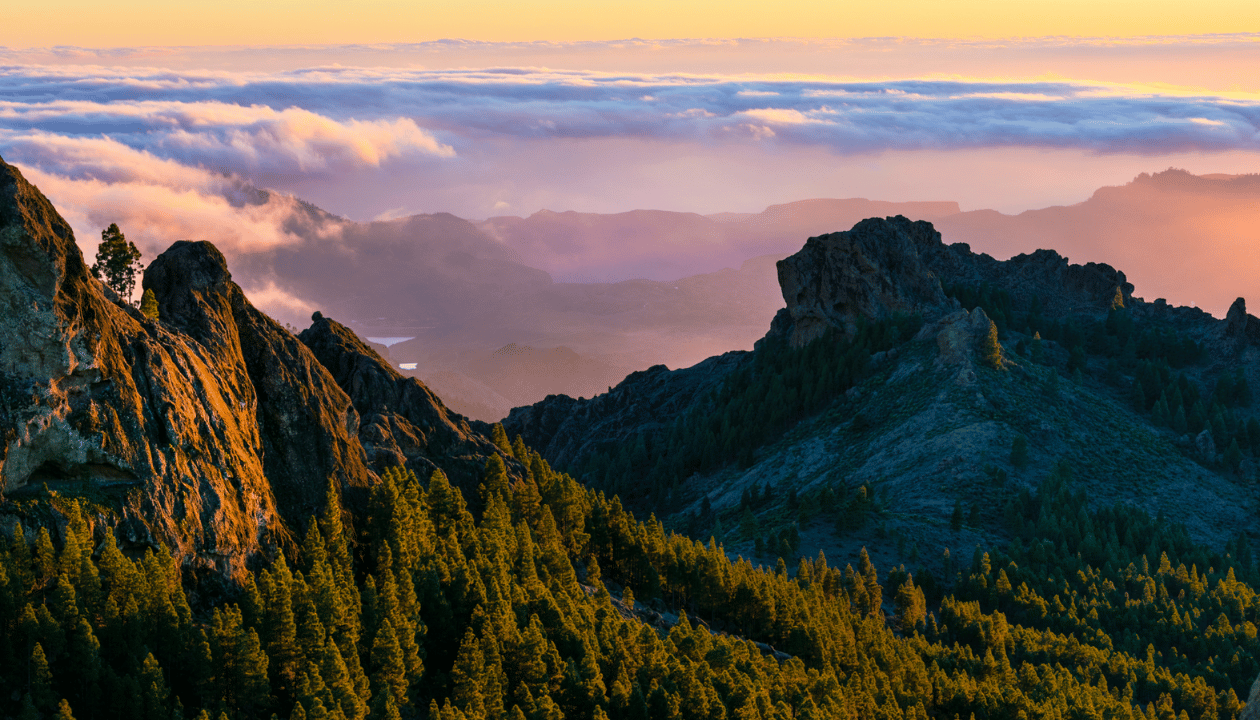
[176,169,1260,424]
[5,152,1260,719]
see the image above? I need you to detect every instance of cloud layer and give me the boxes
[5,64,1260,161]
[3,50,1260,314]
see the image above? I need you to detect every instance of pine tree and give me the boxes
[980,319,1003,369]
[140,289,159,320]
[951,501,963,532]
[261,557,301,703]
[34,528,57,585]
[30,643,54,711]
[17,695,39,720]
[512,474,543,528]
[893,575,926,633]
[67,618,102,712]
[450,628,486,719]
[512,435,529,463]
[138,653,170,720]
[370,619,407,712]
[321,637,367,720]
[1173,406,1189,435]
[91,224,143,303]
[482,455,511,505]
[491,424,512,453]
[857,548,882,616]
[1226,439,1243,473]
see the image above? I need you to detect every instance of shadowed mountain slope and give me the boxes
[506,215,1260,577]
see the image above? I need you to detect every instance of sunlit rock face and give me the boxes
[0,154,513,580]
[0,155,283,579]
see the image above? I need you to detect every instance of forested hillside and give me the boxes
[4,441,1259,720]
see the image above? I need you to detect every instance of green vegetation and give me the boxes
[980,317,1003,370]
[573,315,922,512]
[2,443,1258,720]
[140,289,159,321]
[945,283,1260,467]
[90,223,143,305]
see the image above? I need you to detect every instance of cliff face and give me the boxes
[298,313,503,492]
[776,216,950,346]
[144,241,376,524]
[775,215,1135,348]
[0,155,512,577]
[0,159,282,577]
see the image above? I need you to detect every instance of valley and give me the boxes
[3,153,1260,720]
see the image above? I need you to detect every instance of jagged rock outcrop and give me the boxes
[144,241,375,522]
[777,217,950,346]
[1225,297,1260,346]
[776,215,1135,348]
[924,245,1134,317]
[507,215,1156,490]
[0,154,513,578]
[298,313,504,490]
[0,157,283,577]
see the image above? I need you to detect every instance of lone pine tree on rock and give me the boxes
[980,318,1004,370]
[140,288,159,320]
[91,223,143,304]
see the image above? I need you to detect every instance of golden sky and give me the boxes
[5,0,1260,47]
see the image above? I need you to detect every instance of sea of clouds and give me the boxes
[3,37,1260,298]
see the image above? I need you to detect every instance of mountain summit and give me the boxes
[0,155,510,579]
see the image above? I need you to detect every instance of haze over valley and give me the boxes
[8,7,1260,720]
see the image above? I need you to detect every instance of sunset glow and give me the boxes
[3,4,1260,325]
[5,0,1260,46]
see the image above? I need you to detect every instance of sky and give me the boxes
[5,0,1260,45]
[2,3,1260,312]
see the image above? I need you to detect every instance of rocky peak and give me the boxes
[776,216,949,346]
[0,153,512,579]
[299,313,505,491]
[1224,297,1260,345]
[0,156,282,578]
[774,215,1138,347]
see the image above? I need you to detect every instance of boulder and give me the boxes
[776,216,949,346]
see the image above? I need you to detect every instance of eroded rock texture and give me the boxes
[776,216,949,346]
[0,154,511,577]
[0,157,281,577]
[299,313,504,492]
[144,241,375,524]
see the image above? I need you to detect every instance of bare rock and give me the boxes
[0,153,514,578]
[776,216,949,346]
[298,313,505,493]
[1225,297,1260,346]
[1195,429,1217,462]
[1241,674,1260,720]
[0,156,282,577]
[145,241,376,523]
